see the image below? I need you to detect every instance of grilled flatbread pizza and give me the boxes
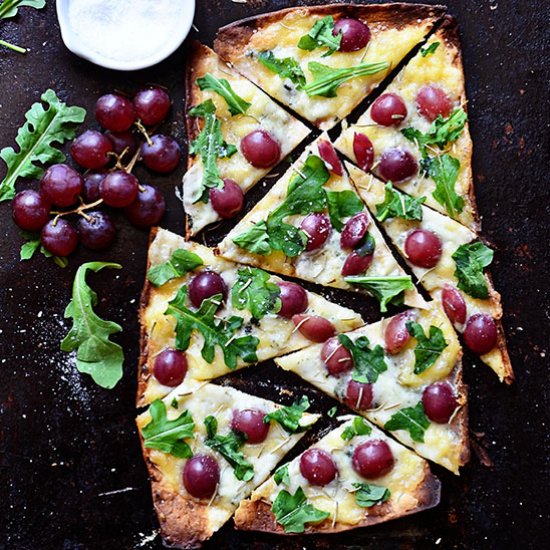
[138,228,363,406]
[214,3,445,130]
[276,302,469,473]
[183,42,310,236]
[136,383,320,548]
[335,17,477,231]
[234,416,440,534]
[218,136,426,313]
[347,163,513,383]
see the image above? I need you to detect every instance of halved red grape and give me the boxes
[384,310,416,355]
[318,139,343,176]
[12,190,51,231]
[106,130,138,158]
[404,229,442,268]
[188,271,226,308]
[153,349,188,387]
[292,314,335,343]
[463,313,497,355]
[240,130,281,168]
[371,93,408,126]
[333,18,371,52]
[100,170,139,208]
[39,164,83,208]
[441,285,467,325]
[95,93,135,132]
[210,179,244,219]
[134,87,171,126]
[352,440,394,479]
[82,172,105,203]
[300,213,332,252]
[416,85,453,121]
[77,211,116,250]
[141,134,181,174]
[125,184,166,228]
[41,219,78,256]
[71,130,113,170]
[231,409,269,443]
[422,382,457,423]
[345,380,374,411]
[341,250,373,276]
[299,448,337,486]
[353,132,374,171]
[277,282,308,318]
[340,212,370,250]
[321,337,353,376]
[183,455,219,499]
[378,148,418,183]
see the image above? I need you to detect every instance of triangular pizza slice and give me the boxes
[214,4,445,130]
[276,302,469,474]
[136,383,320,548]
[183,43,310,237]
[138,228,363,406]
[335,17,477,231]
[347,163,513,383]
[218,136,426,313]
[234,416,440,534]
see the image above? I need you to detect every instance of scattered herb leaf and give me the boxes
[420,41,440,57]
[272,487,330,533]
[263,395,311,434]
[452,241,493,299]
[232,267,281,319]
[19,231,68,267]
[325,190,364,232]
[406,321,448,374]
[375,183,425,222]
[341,417,372,440]
[232,221,272,256]
[274,464,290,486]
[298,16,341,56]
[196,73,251,116]
[258,50,306,88]
[338,334,387,384]
[344,276,414,312]
[147,249,204,287]
[427,154,464,217]
[327,406,337,418]
[353,482,391,507]
[384,401,430,442]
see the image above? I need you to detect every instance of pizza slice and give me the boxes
[347,163,513,383]
[234,415,440,534]
[214,3,445,130]
[218,136,426,313]
[276,302,469,474]
[183,42,310,237]
[138,227,363,406]
[136,383,320,548]
[335,17,477,231]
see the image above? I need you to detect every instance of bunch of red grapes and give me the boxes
[12,87,182,258]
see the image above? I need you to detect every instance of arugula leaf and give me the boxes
[232,221,272,256]
[327,406,337,418]
[0,89,86,201]
[325,190,364,232]
[267,223,308,257]
[258,51,306,88]
[272,487,330,533]
[338,334,387,384]
[344,276,414,312]
[165,287,259,370]
[231,267,281,319]
[428,154,464,217]
[0,0,45,19]
[406,322,448,374]
[303,61,388,98]
[353,482,391,507]
[384,402,430,442]
[196,73,251,116]
[19,231,68,267]
[341,417,372,441]
[420,41,440,57]
[20,236,40,260]
[60,262,124,389]
[452,242,493,299]
[274,464,290,486]
[147,249,203,287]
[204,415,254,481]
[375,183,425,222]
[188,100,238,203]
[263,395,311,434]
[142,400,194,458]
[298,16,342,56]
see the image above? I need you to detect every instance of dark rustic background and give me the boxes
[1,1,549,549]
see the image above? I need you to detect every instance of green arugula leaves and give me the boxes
[420,41,440,57]
[298,16,342,56]
[232,221,272,255]
[384,401,430,442]
[196,73,251,116]
[353,482,391,507]
[274,464,290,486]
[165,286,259,370]
[325,190,364,231]
[452,241,494,299]
[147,249,204,287]
[338,334,388,385]
[406,322,448,374]
[232,267,282,319]
[263,395,311,434]
[375,183,425,222]
[427,153,464,218]
[344,276,414,312]
[60,262,124,389]
[19,230,68,268]
[341,417,372,441]
[258,51,306,88]
[272,487,330,533]
[142,400,195,458]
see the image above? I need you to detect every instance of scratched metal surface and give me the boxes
[0,1,549,549]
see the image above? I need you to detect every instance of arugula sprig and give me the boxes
[147,249,203,287]
[420,41,440,57]
[338,334,387,385]
[353,482,391,507]
[341,417,372,441]
[231,267,281,319]
[0,0,45,53]
[406,321,448,374]
[325,190,364,231]
[20,230,68,268]
[452,242,493,299]
[274,464,290,486]
[344,275,414,312]
[272,487,329,533]
[258,51,306,88]
[298,16,342,56]
[375,183,425,222]
[384,401,430,443]
[263,395,311,434]
[196,73,251,116]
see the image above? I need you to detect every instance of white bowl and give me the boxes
[56,0,196,71]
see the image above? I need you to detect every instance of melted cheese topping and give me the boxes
[136,383,319,532]
[247,418,428,525]
[276,303,465,473]
[335,36,475,229]
[227,10,435,130]
[141,228,363,405]
[183,47,310,235]
[218,136,426,310]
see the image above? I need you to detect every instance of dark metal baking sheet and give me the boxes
[0,1,549,549]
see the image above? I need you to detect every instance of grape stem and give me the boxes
[50,198,104,224]
[134,120,153,146]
